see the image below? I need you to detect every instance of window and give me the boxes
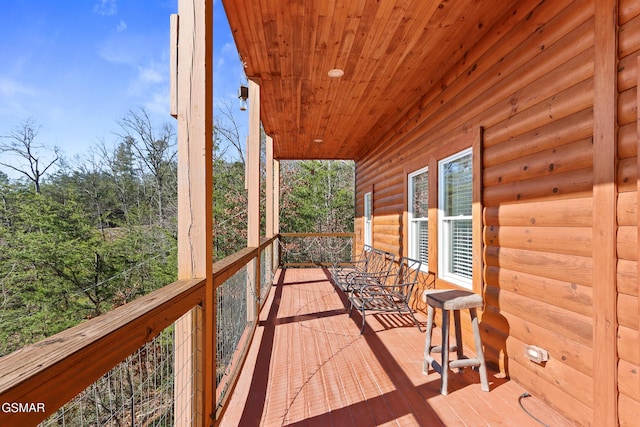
[364,192,372,246]
[408,167,429,270]
[438,148,473,288]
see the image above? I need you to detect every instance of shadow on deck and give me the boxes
[220,268,575,426]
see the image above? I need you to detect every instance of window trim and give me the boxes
[407,166,429,272]
[363,191,372,247]
[438,147,473,289]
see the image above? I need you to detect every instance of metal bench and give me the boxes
[328,244,372,286]
[331,247,395,293]
[347,256,423,334]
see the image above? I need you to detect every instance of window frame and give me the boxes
[363,191,372,247]
[438,147,473,289]
[407,166,429,272]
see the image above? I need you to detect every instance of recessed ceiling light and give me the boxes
[328,68,344,78]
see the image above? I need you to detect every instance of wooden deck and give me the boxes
[220,268,576,426]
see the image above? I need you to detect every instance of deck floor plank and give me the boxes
[220,268,578,426]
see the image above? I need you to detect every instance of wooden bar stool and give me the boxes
[422,289,489,395]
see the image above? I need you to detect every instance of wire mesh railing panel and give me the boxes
[273,239,280,271]
[216,263,254,409]
[260,245,273,306]
[280,234,353,266]
[40,326,177,427]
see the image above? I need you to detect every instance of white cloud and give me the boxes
[116,20,127,32]
[0,77,38,97]
[137,64,164,85]
[143,91,170,116]
[94,0,118,16]
[138,64,166,84]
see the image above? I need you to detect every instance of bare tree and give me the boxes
[0,118,59,193]
[214,99,245,164]
[116,109,177,225]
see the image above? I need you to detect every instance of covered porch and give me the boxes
[220,268,575,426]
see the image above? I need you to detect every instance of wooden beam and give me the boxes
[636,54,640,405]
[175,0,214,425]
[274,159,280,235]
[592,1,618,425]
[247,80,261,247]
[266,135,274,238]
[247,80,261,319]
[473,127,484,296]
[170,14,178,118]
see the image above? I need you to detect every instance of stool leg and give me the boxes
[470,308,489,392]
[441,309,450,395]
[453,309,464,373]
[422,305,435,374]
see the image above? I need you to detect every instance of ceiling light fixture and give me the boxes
[328,68,344,78]
[313,138,323,143]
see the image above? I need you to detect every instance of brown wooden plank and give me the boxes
[483,138,593,188]
[483,197,593,227]
[619,391,640,427]
[491,285,593,348]
[507,335,593,407]
[593,0,619,424]
[485,266,593,317]
[618,190,637,225]
[499,307,594,377]
[484,225,592,257]
[483,108,593,167]
[484,244,593,287]
[636,53,640,412]
[220,268,577,427]
[620,12,640,57]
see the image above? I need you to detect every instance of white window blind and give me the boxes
[408,167,428,270]
[439,149,472,288]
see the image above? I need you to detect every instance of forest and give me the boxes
[0,108,355,357]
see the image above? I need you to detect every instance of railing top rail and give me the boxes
[260,234,278,250]
[0,236,281,425]
[280,232,354,238]
[0,277,206,425]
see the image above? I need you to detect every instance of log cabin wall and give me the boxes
[618,2,640,425]
[355,0,639,424]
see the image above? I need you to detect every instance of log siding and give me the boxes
[355,0,640,424]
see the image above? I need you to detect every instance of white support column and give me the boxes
[173,0,213,425]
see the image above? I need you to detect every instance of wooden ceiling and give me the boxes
[221,0,517,160]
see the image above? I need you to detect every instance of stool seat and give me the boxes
[426,289,482,310]
[422,289,489,395]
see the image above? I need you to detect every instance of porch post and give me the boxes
[173,0,214,425]
[274,158,280,235]
[592,0,618,425]
[266,135,274,238]
[247,80,261,317]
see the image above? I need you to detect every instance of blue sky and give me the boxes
[0,0,244,170]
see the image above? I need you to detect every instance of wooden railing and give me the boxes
[0,235,279,426]
[279,232,355,267]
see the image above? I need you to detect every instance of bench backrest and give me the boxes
[392,257,422,298]
[366,249,396,277]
